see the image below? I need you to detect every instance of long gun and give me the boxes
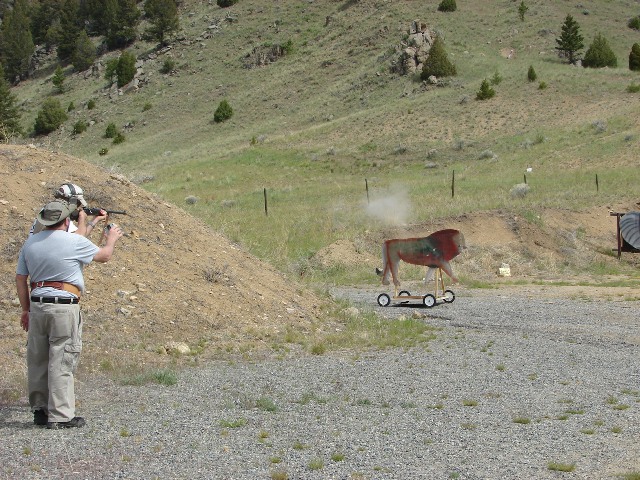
[83,207,127,216]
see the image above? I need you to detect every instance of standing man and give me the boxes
[16,200,123,429]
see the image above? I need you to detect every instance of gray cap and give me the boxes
[36,200,76,226]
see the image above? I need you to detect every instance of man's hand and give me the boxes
[91,209,108,225]
[21,311,29,331]
[106,223,124,243]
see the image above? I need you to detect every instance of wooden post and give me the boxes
[524,174,527,184]
[365,178,370,204]
[596,174,599,192]
[263,188,268,216]
[451,170,455,198]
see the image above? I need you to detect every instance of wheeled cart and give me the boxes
[376,268,455,308]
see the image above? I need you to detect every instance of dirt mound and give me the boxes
[313,239,378,268]
[319,207,639,282]
[0,145,328,396]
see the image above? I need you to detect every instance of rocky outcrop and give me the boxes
[393,20,436,75]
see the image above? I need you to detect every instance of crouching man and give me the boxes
[16,200,123,429]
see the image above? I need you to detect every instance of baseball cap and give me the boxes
[55,183,87,207]
[36,200,76,226]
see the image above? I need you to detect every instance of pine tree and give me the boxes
[31,0,64,46]
[420,37,457,80]
[518,1,528,22]
[582,33,617,68]
[34,97,68,135]
[0,0,35,82]
[105,0,140,49]
[527,65,537,82]
[630,43,640,71]
[556,14,584,65]
[57,0,82,63]
[0,64,23,140]
[476,79,495,100]
[72,30,96,71]
[145,0,180,46]
[116,50,137,87]
[52,65,65,93]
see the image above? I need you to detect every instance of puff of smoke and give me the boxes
[365,185,413,226]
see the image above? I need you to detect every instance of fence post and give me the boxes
[263,188,268,216]
[365,178,370,204]
[596,174,599,192]
[451,170,455,198]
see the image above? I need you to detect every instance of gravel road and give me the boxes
[2,285,639,480]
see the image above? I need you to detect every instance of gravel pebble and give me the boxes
[2,287,639,479]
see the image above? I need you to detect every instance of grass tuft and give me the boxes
[547,462,576,472]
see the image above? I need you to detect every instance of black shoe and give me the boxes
[33,409,48,426]
[47,416,86,430]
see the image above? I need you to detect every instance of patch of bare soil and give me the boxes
[0,145,330,400]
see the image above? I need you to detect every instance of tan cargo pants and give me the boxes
[27,302,82,423]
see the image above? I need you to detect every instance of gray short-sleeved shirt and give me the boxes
[17,230,99,297]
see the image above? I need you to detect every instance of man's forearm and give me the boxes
[16,274,30,311]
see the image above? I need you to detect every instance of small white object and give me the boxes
[498,263,511,277]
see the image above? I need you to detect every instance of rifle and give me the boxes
[83,207,127,216]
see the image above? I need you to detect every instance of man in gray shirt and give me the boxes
[16,200,123,429]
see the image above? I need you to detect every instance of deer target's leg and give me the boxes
[440,260,459,283]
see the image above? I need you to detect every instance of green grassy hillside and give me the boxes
[9,0,640,281]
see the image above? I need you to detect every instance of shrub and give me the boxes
[517,1,528,22]
[438,0,456,12]
[627,83,640,93]
[281,39,294,55]
[34,98,68,135]
[52,66,65,93]
[72,30,96,72]
[113,132,126,144]
[214,100,233,123]
[72,120,87,135]
[143,102,153,111]
[538,81,548,90]
[99,147,108,156]
[116,50,137,87]
[527,65,537,82]
[87,99,96,110]
[629,43,640,71]
[105,122,118,138]
[0,64,23,140]
[160,58,176,74]
[476,79,495,100]
[628,16,640,30]
[67,102,75,112]
[490,71,503,85]
[105,58,119,84]
[582,33,617,68]
[216,0,238,7]
[420,37,457,79]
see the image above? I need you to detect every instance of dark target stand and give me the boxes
[610,212,640,258]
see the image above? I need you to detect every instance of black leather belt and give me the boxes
[30,296,79,304]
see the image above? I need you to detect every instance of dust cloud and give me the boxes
[364,184,413,226]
